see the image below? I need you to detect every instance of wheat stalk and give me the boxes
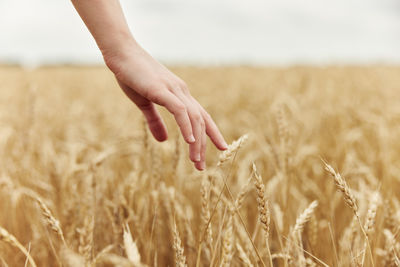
[234,174,252,210]
[0,226,37,267]
[271,253,292,260]
[236,242,254,267]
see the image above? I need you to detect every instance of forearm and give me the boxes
[71,0,139,62]
[71,0,227,171]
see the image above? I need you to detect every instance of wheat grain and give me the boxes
[323,162,358,215]
[35,197,67,246]
[200,177,213,248]
[252,163,270,238]
[173,222,187,267]
[217,134,248,166]
[220,215,233,267]
[252,162,273,267]
[2,66,400,267]
[364,192,380,237]
[123,224,142,265]
[77,215,94,264]
[293,200,318,235]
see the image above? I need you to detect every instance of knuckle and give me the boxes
[192,113,202,122]
[181,86,189,94]
[175,103,187,113]
[180,81,189,91]
[183,88,190,96]
[172,81,188,94]
[146,89,160,101]
[167,83,177,93]
[203,111,212,120]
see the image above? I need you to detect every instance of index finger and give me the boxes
[148,89,195,144]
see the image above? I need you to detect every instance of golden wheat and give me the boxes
[0,65,399,266]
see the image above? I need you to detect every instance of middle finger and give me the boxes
[170,87,203,166]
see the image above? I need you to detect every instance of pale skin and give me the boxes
[71,0,228,171]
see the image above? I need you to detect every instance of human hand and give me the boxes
[104,44,228,170]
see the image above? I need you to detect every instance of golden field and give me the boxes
[0,65,400,267]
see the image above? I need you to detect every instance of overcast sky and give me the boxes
[0,0,399,65]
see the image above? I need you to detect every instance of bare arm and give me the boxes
[71,0,227,170]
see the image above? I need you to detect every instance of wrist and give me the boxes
[100,34,141,69]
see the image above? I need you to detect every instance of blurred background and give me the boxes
[0,0,399,66]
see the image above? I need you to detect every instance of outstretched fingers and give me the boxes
[173,88,227,170]
[188,110,204,169]
[169,88,204,168]
[194,122,207,170]
[145,83,226,171]
[147,89,195,145]
[196,103,228,151]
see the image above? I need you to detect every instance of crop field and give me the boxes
[0,65,400,266]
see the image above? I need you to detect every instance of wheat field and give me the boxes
[0,65,400,267]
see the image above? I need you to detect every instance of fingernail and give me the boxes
[195,154,201,162]
[197,161,205,170]
[188,135,195,143]
[201,161,206,170]
[222,141,228,149]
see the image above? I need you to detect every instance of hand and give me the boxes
[103,44,228,170]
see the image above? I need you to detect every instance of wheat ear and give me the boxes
[293,201,319,236]
[220,215,233,267]
[173,221,187,267]
[323,162,358,215]
[200,177,213,248]
[35,197,67,246]
[77,215,94,264]
[252,163,273,267]
[217,134,248,166]
[360,192,380,266]
[323,161,374,267]
[364,192,380,237]
[123,224,142,266]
